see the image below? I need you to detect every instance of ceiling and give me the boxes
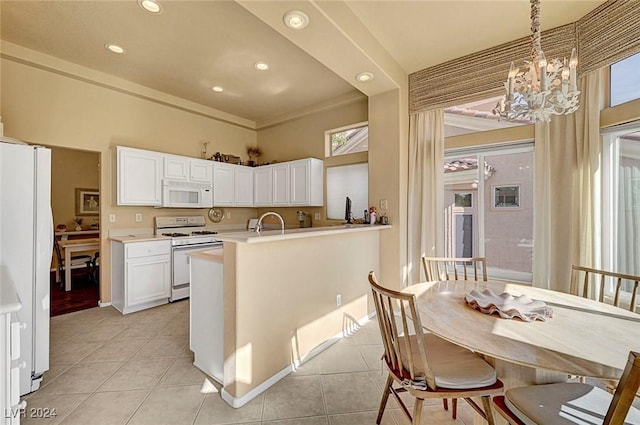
[1,1,607,128]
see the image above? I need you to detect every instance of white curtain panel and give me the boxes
[407,109,445,285]
[533,69,604,293]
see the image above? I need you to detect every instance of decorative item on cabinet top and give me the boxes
[210,152,241,165]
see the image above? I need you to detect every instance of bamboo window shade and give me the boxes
[409,0,640,115]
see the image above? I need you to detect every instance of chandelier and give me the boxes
[493,0,580,122]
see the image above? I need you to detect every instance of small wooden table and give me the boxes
[403,280,640,424]
[57,238,100,292]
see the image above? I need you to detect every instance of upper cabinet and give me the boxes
[212,162,254,207]
[253,166,273,207]
[212,162,234,207]
[116,145,322,208]
[234,165,254,207]
[272,163,290,206]
[268,159,323,207]
[163,155,212,183]
[290,158,323,206]
[117,146,162,206]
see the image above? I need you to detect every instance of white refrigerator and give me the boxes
[0,138,52,395]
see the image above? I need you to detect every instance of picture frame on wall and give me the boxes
[76,188,99,216]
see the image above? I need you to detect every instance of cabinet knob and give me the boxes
[18,361,27,369]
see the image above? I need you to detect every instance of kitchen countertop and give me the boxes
[0,276,22,314]
[186,247,224,263]
[109,235,172,243]
[215,224,391,244]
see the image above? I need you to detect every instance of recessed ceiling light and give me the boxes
[105,43,125,54]
[211,86,224,92]
[138,0,162,14]
[355,72,374,82]
[254,62,270,71]
[283,10,309,30]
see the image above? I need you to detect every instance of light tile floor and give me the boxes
[22,301,479,425]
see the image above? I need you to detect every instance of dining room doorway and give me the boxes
[49,146,101,316]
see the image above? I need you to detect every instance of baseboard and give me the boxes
[220,311,375,408]
[98,301,112,307]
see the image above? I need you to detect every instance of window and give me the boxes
[603,124,640,308]
[610,52,640,107]
[326,163,368,220]
[444,143,534,281]
[325,122,368,156]
[493,185,520,208]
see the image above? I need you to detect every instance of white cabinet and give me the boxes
[117,147,162,206]
[164,155,212,184]
[190,159,213,183]
[163,155,189,180]
[212,162,234,207]
[1,282,24,425]
[262,159,323,207]
[272,163,290,206]
[290,158,323,206]
[213,163,255,207]
[111,239,171,314]
[189,253,224,383]
[234,166,254,207]
[253,166,273,206]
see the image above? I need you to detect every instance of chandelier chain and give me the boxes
[530,0,542,61]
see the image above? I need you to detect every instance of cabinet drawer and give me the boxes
[126,241,170,259]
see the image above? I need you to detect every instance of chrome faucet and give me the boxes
[255,211,285,235]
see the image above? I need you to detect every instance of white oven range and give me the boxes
[154,216,222,301]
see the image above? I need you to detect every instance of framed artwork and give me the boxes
[76,188,100,215]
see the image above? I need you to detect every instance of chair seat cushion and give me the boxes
[399,334,497,389]
[505,383,640,425]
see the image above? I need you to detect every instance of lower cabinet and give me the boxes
[1,282,24,425]
[189,253,224,383]
[111,239,171,314]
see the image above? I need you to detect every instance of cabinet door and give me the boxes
[163,155,189,180]
[212,163,234,206]
[126,256,170,307]
[290,159,311,205]
[117,147,162,206]
[190,159,213,183]
[272,163,290,206]
[254,166,273,206]
[234,166,254,207]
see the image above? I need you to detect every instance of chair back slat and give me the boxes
[571,265,640,312]
[369,272,436,389]
[422,257,487,282]
[603,351,640,425]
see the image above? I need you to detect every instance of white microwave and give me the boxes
[161,180,213,208]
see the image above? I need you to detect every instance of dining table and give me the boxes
[57,237,100,291]
[402,279,640,424]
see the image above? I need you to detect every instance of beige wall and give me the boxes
[222,229,381,399]
[257,97,368,163]
[1,57,257,302]
[50,147,100,230]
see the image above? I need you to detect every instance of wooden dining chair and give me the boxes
[422,256,487,282]
[571,265,640,313]
[368,271,503,425]
[493,351,640,425]
[53,239,93,289]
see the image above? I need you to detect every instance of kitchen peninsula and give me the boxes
[188,224,390,408]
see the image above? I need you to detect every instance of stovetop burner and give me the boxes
[192,230,218,235]
[162,232,189,237]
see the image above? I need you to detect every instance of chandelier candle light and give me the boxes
[494,0,580,122]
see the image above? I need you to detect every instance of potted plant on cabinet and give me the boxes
[246,146,262,167]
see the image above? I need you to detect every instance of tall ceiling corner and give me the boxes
[235,0,407,98]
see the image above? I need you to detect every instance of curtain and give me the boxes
[532,69,605,293]
[618,153,640,278]
[407,109,445,285]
